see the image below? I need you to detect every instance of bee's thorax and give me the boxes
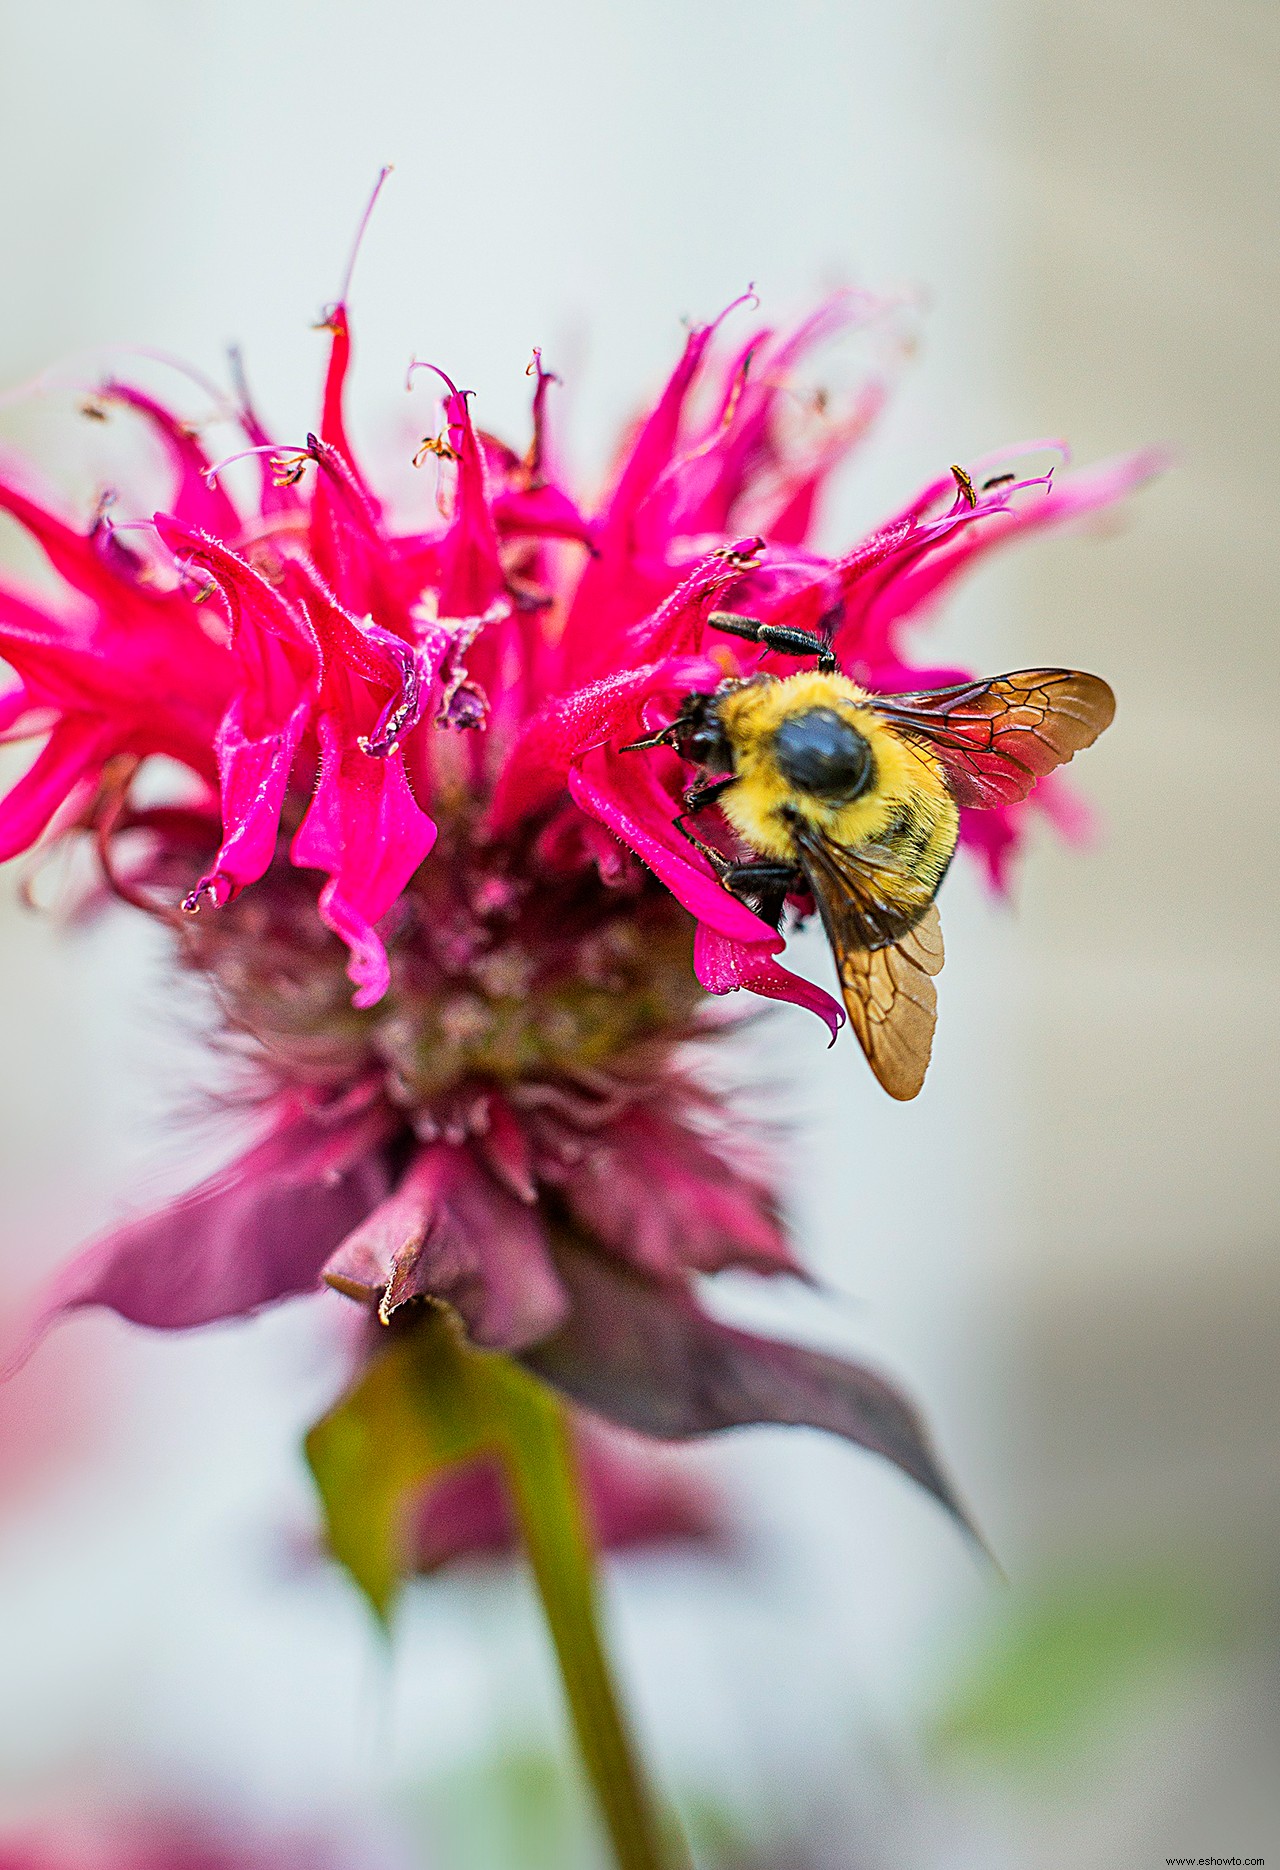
[710,671,959,871]
[772,707,874,801]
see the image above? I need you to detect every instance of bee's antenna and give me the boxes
[707,612,838,674]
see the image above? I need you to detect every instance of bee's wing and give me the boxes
[793,826,944,1101]
[874,669,1115,809]
[837,907,944,1102]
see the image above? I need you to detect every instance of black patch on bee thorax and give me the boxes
[772,708,874,801]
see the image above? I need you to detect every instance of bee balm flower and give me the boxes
[0,278,1155,1520]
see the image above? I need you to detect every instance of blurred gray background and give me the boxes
[0,3,1276,1867]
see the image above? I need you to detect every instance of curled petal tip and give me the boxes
[181,872,233,914]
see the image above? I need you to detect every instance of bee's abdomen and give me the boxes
[881,797,958,894]
[772,708,874,801]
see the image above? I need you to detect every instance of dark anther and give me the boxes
[950,464,977,507]
[439,682,488,731]
[414,429,460,467]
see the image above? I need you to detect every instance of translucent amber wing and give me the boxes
[792,821,936,950]
[792,823,944,1101]
[875,669,1115,809]
[836,906,943,1101]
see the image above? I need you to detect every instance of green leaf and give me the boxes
[931,1565,1229,1776]
[304,1309,487,1620]
[305,1308,686,1870]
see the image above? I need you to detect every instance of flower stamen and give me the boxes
[950,463,978,508]
[201,443,313,488]
[413,429,460,468]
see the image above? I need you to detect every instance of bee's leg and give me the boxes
[721,859,804,932]
[720,860,803,896]
[675,817,800,929]
[682,774,738,814]
[707,611,837,674]
[674,813,733,876]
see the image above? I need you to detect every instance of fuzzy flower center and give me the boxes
[179,812,701,1111]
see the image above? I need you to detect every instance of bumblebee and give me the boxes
[626,612,1115,1099]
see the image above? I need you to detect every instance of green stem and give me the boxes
[305,1315,687,1869]
[498,1374,688,1870]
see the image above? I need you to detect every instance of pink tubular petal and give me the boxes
[956,806,1020,894]
[0,453,142,611]
[101,381,243,538]
[286,563,395,686]
[531,801,642,885]
[951,771,1096,895]
[628,541,766,662]
[569,744,774,943]
[196,686,313,901]
[0,542,231,779]
[152,516,316,670]
[1032,770,1097,846]
[491,481,595,548]
[318,303,378,503]
[413,369,505,619]
[0,584,92,699]
[756,378,891,547]
[290,713,436,1008]
[596,317,726,540]
[287,565,442,757]
[837,447,1168,664]
[654,289,885,540]
[0,679,33,736]
[153,518,321,899]
[487,653,720,835]
[8,1098,395,1361]
[323,1142,567,1350]
[0,715,118,861]
[227,343,307,519]
[0,583,109,719]
[559,299,750,681]
[694,923,845,1039]
[0,478,232,781]
[307,430,400,617]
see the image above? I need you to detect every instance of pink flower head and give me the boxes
[0,247,1156,1525]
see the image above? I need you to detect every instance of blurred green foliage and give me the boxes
[930,1563,1234,1777]
[400,1742,813,1870]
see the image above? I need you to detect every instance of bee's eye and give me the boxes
[774,708,873,800]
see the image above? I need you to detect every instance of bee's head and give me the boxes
[772,706,874,801]
[670,692,735,772]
